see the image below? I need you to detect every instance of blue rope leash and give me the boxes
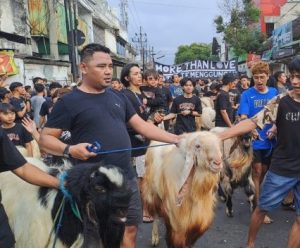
[52,197,66,248]
[87,142,176,155]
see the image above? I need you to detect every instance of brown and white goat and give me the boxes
[142,131,222,248]
[211,127,255,217]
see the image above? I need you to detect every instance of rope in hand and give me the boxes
[86,141,177,155]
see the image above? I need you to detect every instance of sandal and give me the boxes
[281,201,296,211]
[143,215,154,223]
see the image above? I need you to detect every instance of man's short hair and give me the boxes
[143,69,158,80]
[251,61,270,75]
[33,77,43,84]
[34,83,45,93]
[80,43,111,62]
[0,87,10,100]
[0,103,15,113]
[240,75,249,80]
[9,82,23,92]
[49,82,62,91]
[222,73,236,85]
[180,77,195,87]
[288,56,300,74]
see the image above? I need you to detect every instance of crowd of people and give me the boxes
[0,42,299,248]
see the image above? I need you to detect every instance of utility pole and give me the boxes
[132,26,147,72]
[64,0,78,82]
[119,0,129,31]
[47,0,59,59]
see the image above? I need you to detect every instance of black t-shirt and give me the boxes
[158,86,172,113]
[46,88,136,179]
[9,97,26,123]
[0,127,26,172]
[39,97,53,117]
[170,95,202,135]
[215,90,233,127]
[140,86,164,113]
[123,89,150,157]
[3,123,33,147]
[270,95,300,177]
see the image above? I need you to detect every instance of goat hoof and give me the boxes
[218,195,226,202]
[152,235,159,246]
[226,209,234,217]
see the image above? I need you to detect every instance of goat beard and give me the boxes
[82,201,102,248]
[230,151,253,169]
[84,201,126,248]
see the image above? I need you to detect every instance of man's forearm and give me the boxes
[220,110,232,127]
[218,119,257,141]
[39,134,66,156]
[135,121,179,144]
[13,163,59,188]
[25,142,33,157]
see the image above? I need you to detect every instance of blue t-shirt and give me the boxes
[46,88,136,179]
[238,87,278,150]
[169,84,183,98]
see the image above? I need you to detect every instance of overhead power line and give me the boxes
[132,0,215,9]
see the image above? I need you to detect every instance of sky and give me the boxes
[107,0,221,65]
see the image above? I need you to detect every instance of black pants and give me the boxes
[0,201,15,248]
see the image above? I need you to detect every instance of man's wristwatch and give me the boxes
[63,145,71,158]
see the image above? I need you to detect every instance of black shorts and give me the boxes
[253,149,272,166]
[0,202,15,248]
[125,178,142,226]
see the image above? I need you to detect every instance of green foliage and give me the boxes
[214,0,265,56]
[175,43,214,64]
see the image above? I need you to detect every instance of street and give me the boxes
[137,188,295,248]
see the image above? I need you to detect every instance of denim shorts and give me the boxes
[259,171,300,216]
[125,178,142,226]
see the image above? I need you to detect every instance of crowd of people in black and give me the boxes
[0,42,299,248]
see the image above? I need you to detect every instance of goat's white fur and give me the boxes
[0,157,82,248]
[99,167,123,187]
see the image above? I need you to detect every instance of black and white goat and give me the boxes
[0,158,131,248]
[211,127,255,217]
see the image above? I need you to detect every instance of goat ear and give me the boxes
[177,147,194,194]
[82,201,101,248]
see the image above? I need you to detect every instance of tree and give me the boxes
[214,0,265,57]
[174,43,217,64]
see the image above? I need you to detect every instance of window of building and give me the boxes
[117,39,126,57]
[266,23,274,38]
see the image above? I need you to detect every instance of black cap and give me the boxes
[222,73,237,85]
[9,82,23,92]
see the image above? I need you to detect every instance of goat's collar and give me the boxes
[59,171,72,201]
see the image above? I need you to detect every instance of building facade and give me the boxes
[0,0,136,86]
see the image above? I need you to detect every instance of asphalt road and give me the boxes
[136,188,295,248]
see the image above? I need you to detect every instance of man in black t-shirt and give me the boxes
[40,43,179,248]
[9,82,27,123]
[218,57,300,248]
[215,73,235,127]
[0,127,59,247]
[164,77,202,134]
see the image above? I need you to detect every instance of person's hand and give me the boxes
[22,117,36,134]
[69,143,97,160]
[153,112,164,124]
[181,109,191,116]
[251,129,260,140]
[266,130,275,140]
